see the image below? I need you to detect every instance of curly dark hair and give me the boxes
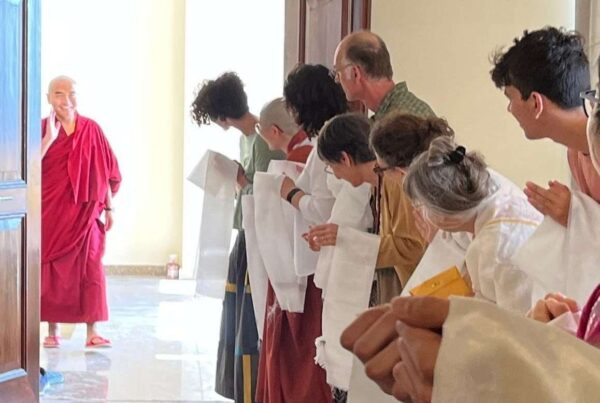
[370,112,455,169]
[283,64,348,137]
[190,72,249,126]
[490,26,589,109]
[317,113,374,164]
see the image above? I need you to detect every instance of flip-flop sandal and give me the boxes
[85,336,111,348]
[43,336,60,348]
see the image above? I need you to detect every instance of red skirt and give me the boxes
[256,275,331,403]
[41,218,108,323]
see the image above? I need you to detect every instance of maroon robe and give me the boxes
[41,114,121,323]
[256,131,330,403]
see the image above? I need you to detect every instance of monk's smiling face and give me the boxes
[47,78,77,122]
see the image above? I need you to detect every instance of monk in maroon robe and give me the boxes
[41,76,121,348]
[254,98,330,403]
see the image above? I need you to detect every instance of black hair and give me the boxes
[317,113,374,164]
[191,72,249,125]
[284,64,348,137]
[491,26,590,109]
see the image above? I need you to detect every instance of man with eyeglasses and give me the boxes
[332,31,435,121]
[328,31,436,305]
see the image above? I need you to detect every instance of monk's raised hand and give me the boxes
[46,110,60,141]
[307,223,338,247]
[524,180,571,227]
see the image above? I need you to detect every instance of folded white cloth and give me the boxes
[241,195,269,338]
[253,172,307,312]
[434,297,600,403]
[515,190,600,306]
[187,150,238,299]
[314,182,373,295]
[316,226,380,390]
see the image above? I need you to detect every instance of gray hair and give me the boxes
[47,75,76,93]
[259,97,299,135]
[403,136,493,215]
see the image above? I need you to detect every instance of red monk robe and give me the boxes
[41,114,121,323]
[256,130,331,403]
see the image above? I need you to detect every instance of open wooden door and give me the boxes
[284,0,371,72]
[284,0,371,112]
[0,0,41,401]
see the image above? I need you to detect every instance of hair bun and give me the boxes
[445,146,466,164]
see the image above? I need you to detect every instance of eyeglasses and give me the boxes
[373,163,393,176]
[581,89,599,118]
[329,63,354,80]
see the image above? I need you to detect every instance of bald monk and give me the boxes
[41,76,121,348]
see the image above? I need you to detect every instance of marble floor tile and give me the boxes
[40,277,232,403]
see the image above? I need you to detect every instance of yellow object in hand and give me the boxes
[409,266,472,298]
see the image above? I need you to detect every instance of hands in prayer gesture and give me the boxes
[524,180,571,227]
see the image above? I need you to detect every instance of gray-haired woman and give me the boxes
[404,136,542,313]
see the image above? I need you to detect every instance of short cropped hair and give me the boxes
[317,113,374,164]
[491,26,590,109]
[191,72,249,125]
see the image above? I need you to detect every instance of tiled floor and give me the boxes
[40,277,232,403]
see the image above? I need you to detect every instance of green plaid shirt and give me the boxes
[372,81,436,121]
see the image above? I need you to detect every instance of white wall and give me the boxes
[42,0,185,266]
[181,0,285,278]
[372,0,576,187]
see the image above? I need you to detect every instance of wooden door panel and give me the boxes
[0,0,41,401]
[304,0,343,66]
[0,217,24,375]
[0,0,24,184]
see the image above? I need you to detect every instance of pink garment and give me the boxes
[578,283,600,347]
[41,114,121,323]
[567,149,600,203]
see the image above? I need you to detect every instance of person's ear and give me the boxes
[340,151,354,166]
[530,91,545,120]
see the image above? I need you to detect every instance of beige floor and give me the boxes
[40,276,232,403]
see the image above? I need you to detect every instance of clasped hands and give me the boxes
[341,296,449,403]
